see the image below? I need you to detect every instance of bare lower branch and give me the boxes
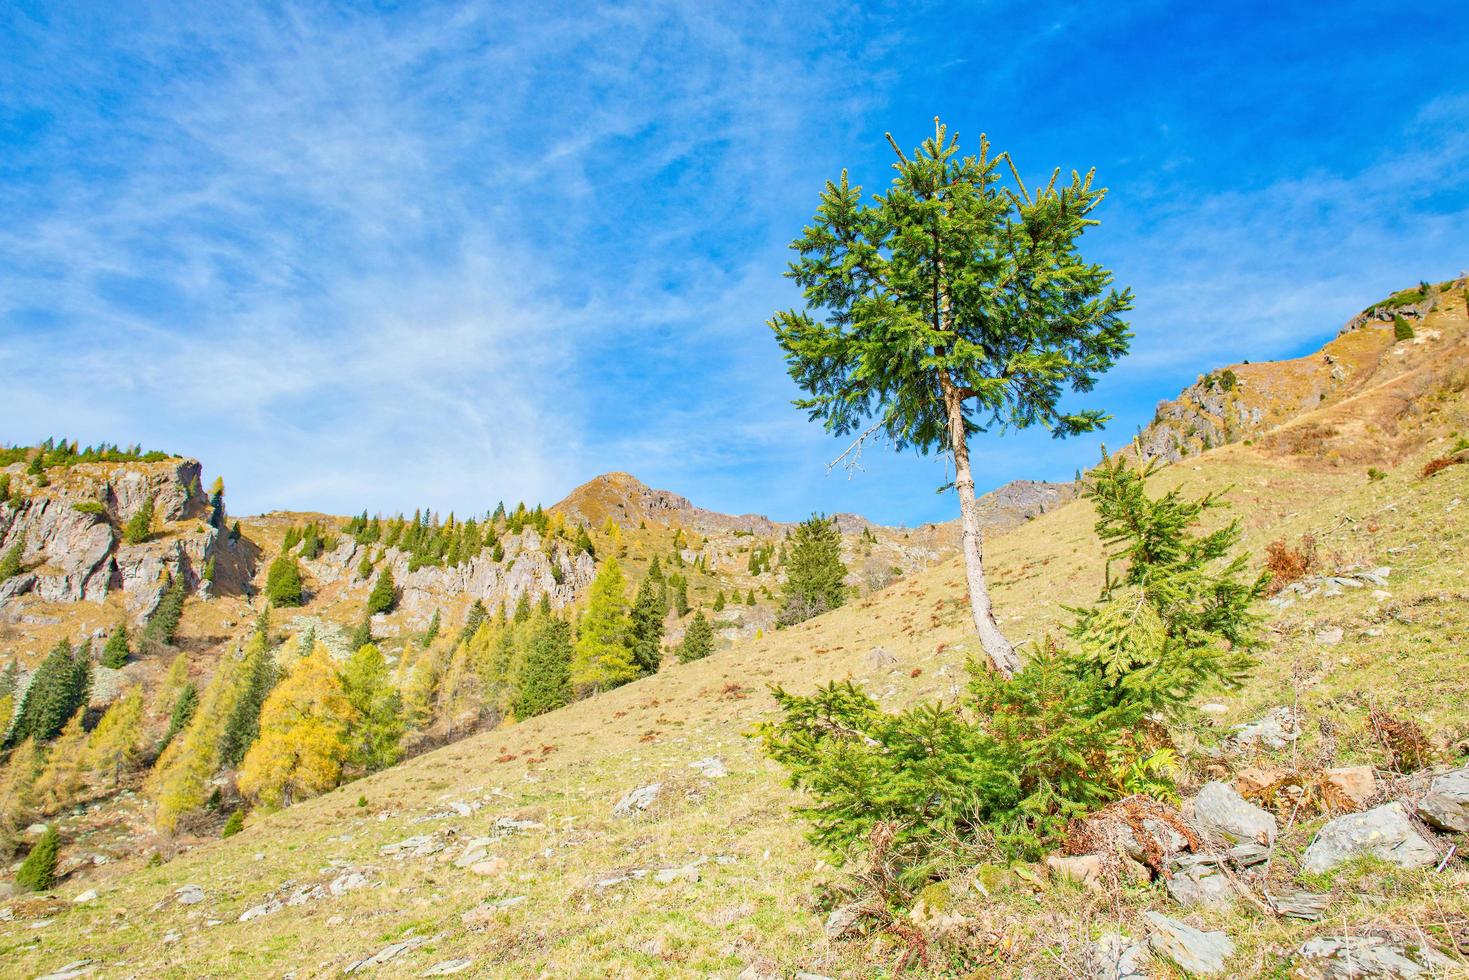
[827,419,887,477]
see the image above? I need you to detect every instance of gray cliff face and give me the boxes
[303,527,596,617]
[0,458,254,620]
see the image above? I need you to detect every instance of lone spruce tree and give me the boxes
[769,119,1132,676]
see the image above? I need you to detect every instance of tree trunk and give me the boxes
[940,371,1021,679]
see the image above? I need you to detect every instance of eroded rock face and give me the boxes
[1,458,253,619]
[1294,933,1457,978]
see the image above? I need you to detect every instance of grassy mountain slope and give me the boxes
[4,292,1467,976]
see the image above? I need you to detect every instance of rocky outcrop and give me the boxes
[0,458,253,619]
[305,527,594,616]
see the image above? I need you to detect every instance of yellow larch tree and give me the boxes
[88,685,145,786]
[237,644,356,811]
[34,710,88,814]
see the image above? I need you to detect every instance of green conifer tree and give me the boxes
[367,568,397,615]
[143,572,189,648]
[514,618,572,719]
[221,809,244,837]
[264,554,304,607]
[459,600,487,643]
[158,682,198,753]
[677,611,715,663]
[7,639,90,746]
[218,631,278,768]
[778,514,847,626]
[769,119,1131,676]
[0,537,24,580]
[15,825,58,892]
[122,495,155,545]
[101,624,131,669]
[1394,314,1415,341]
[339,644,404,772]
[629,577,666,675]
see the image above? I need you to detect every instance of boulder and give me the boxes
[824,904,860,940]
[688,757,728,779]
[1294,934,1458,978]
[612,782,662,816]
[1193,781,1277,845]
[1413,793,1469,834]
[1429,766,1469,803]
[176,884,205,906]
[1268,890,1331,921]
[422,960,475,976]
[1145,912,1234,975]
[1300,803,1438,874]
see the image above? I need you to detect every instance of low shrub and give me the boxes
[758,455,1262,890]
[1264,534,1316,594]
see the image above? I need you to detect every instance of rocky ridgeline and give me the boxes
[303,526,596,622]
[0,457,253,620]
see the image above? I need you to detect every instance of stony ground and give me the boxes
[4,417,1468,977]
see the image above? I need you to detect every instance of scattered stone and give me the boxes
[867,646,897,669]
[163,930,182,944]
[1315,626,1345,645]
[1145,912,1234,975]
[1268,890,1331,921]
[176,884,205,906]
[328,870,372,896]
[453,838,497,868]
[1323,766,1377,810]
[1045,853,1102,890]
[71,889,97,904]
[1200,702,1228,716]
[654,863,701,884]
[612,782,662,816]
[1089,932,1150,980]
[1414,793,1469,834]
[35,960,95,980]
[421,959,474,976]
[1165,855,1234,908]
[24,823,49,837]
[824,903,860,940]
[469,857,508,877]
[1225,842,1271,867]
[462,896,527,927]
[1235,765,1286,796]
[689,757,728,779]
[1301,802,1439,874]
[239,898,284,922]
[1193,781,1277,845]
[493,816,543,832]
[345,934,431,973]
[380,834,444,860]
[1294,934,1457,978]
[1229,707,1298,751]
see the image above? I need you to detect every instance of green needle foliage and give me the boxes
[366,568,398,615]
[0,537,24,580]
[121,495,155,545]
[629,577,666,675]
[515,618,573,719]
[16,825,59,891]
[768,118,1131,674]
[143,572,188,649]
[264,555,304,608]
[758,454,1261,887]
[7,639,91,746]
[1393,314,1415,341]
[159,683,198,753]
[778,514,847,626]
[677,611,715,663]
[101,624,131,669]
[221,809,244,838]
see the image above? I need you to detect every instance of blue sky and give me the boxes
[2,1,1465,525]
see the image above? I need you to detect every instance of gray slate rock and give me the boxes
[1089,932,1150,980]
[1301,803,1438,874]
[1269,890,1331,921]
[176,884,205,906]
[1294,934,1457,978]
[422,959,475,976]
[1414,792,1469,834]
[1193,781,1277,845]
[1165,856,1235,908]
[1229,707,1298,751]
[35,961,96,980]
[613,782,662,816]
[1429,766,1469,803]
[1146,911,1234,975]
[345,934,430,973]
